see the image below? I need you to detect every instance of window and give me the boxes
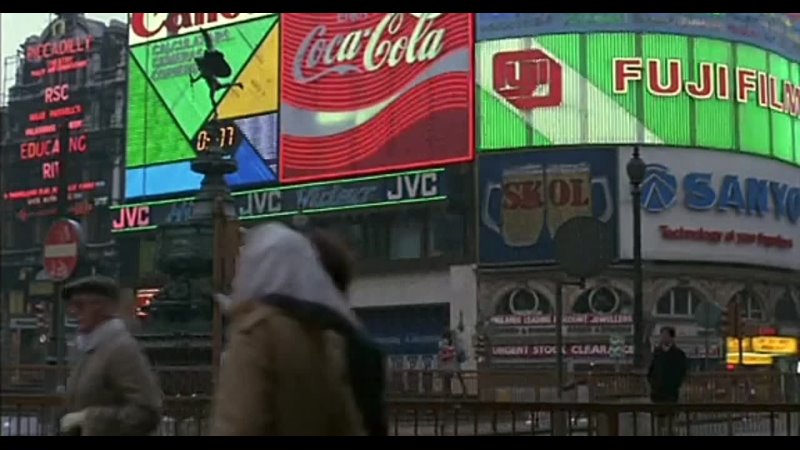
[656,287,706,317]
[573,287,632,314]
[774,291,800,323]
[728,290,764,320]
[428,210,465,258]
[389,213,423,260]
[494,286,552,316]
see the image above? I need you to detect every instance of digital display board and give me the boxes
[2,30,107,222]
[111,168,448,233]
[280,13,474,183]
[476,14,800,61]
[477,33,800,166]
[126,13,280,199]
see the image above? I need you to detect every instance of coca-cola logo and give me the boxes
[130,13,250,40]
[293,13,447,84]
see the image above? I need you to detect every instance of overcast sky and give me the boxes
[0,13,126,101]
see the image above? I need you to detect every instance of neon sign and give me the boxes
[280,13,474,184]
[2,18,102,222]
[112,169,448,233]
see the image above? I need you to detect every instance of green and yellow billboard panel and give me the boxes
[477,32,800,166]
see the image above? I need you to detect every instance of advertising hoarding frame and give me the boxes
[279,13,475,184]
[476,31,800,167]
[111,168,450,234]
[125,13,281,200]
[476,13,800,62]
[478,147,619,266]
[616,146,800,271]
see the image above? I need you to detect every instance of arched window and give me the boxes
[774,291,800,323]
[494,286,553,316]
[573,286,631,315]
[655,287,706,317]
[728,290,764,320]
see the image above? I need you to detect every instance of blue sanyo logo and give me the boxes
[641,164,678,213]
[637,163,800,225]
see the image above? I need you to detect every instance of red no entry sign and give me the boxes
[43,219,83,282]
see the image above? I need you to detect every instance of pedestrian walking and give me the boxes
[211,223,384,436]
[438,329,467,397]
[306,228,387,435]
[59,276,162,436]
[647,326,687,435]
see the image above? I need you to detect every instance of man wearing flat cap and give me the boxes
[59,276,163,436]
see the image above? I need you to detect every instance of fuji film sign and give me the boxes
[128,13,276,45]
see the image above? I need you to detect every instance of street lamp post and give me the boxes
[626,146,647,369]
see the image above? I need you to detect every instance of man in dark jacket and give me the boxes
[647,326,688,403]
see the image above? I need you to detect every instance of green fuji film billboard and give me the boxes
[477,33,800,166]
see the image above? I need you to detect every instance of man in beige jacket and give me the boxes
[60,276,162,436]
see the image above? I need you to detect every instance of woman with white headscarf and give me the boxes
[210,223,385,436]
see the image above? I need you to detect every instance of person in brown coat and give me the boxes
[59,276,163,436]
[211,223,380,436]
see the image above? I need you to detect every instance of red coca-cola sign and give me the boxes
[280,13,474,183]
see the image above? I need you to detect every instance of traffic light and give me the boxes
[720,302,743,337]
[473,332,488,363]
[33,302,50,344]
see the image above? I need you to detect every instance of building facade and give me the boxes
[0,14,128,366]
[474,13,800,372]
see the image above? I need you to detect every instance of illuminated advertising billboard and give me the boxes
[476,14,800,61]
[477,32,800,166]
[126,13,280,199]
[111,168,449,233]
[2,31,107,221]
[478,148,618,265]
[617,148,800,270]
[280,13,474,183]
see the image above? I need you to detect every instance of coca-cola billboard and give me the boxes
[280,13,475,183]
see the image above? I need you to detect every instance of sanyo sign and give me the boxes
[112,170,446,232]
[618,148,800,271]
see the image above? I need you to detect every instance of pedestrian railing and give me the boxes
[3,365,798,403]
[2,394,798,436]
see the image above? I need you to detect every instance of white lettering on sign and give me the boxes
[128,13,275,45]
[613,58,800,119]
[238,191,282,217]
[166,201,194,224]
[112,205,151,230]
[492,344,635,358]
[297,185,377,210]
[293,13,446,84]
[386,172,439,201]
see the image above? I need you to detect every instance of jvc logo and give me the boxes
[386,173,439,201]
[493,49,563,110]
[112,206,150,230]
[238,191,282,217]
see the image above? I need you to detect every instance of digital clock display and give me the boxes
[195,122,241,152]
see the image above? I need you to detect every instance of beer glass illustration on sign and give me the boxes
[482,162,613,247]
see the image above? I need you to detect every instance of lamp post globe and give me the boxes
[626,153,647,186]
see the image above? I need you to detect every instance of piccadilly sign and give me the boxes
[618,148,800,270]
[112,169,447,232]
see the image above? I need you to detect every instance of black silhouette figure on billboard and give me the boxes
[191,28,244,120]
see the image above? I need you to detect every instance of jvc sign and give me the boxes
[112,170,446,232]
[618,148,800,271]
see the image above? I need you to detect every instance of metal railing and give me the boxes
[3,365,798,404]
[2,394,798,436]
